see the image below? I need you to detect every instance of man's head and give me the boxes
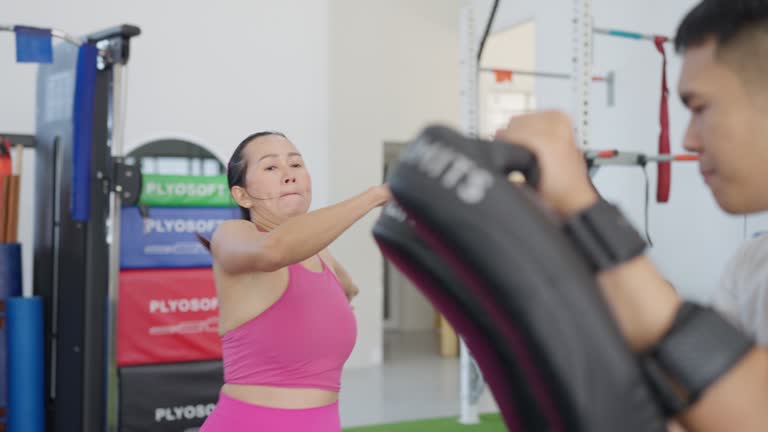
[676,0,768,213]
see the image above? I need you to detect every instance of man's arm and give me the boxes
[495,111,768,432]
[597,248,768,432]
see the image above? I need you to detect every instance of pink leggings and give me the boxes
[199,392,341,432]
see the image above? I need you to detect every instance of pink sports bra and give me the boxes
[221,257,357,391]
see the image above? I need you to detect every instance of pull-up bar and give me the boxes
[594,27,673,43]
[481,68,616,106]
[0,24,138,65]
[585,149,698,245]
[480,67,611,82]
[0,24,84,47]
[585,150,698,166]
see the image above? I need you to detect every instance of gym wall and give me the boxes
[0,0,330,301]
[5,0,756,372]
[328,0,461,367]
[2,0,462,369]
[468,0,750,302]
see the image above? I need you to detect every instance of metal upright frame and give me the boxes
[458,3,483,425]
[16,24,142,432]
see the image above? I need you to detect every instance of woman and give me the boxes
[199,131,390,431]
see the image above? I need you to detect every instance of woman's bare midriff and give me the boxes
[221,383,338,409]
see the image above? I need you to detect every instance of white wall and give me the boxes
[329,0,460,367]
[478,20,536,136]
[3,0,461,370]
[1,0,330,295]
[467,0,746,302]
[7,0,743,371]
[589,0,745,301]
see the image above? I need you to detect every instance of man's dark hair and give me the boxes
[675,0,768,53]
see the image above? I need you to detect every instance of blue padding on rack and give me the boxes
[14,26,53,63]
[7,296,45,432]
[71,43,98,222]
[0,244,22,300]
[120,206,240,269]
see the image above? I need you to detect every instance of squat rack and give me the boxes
[456,0,684,425]
[1,23,142,432]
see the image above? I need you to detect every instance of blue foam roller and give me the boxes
[0,244,21,413]
[0,244,22,300]
[0,318,6,410]
[7,296,44,432]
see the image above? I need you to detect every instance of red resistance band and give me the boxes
[654,36,671,203]
[0,137,11,176]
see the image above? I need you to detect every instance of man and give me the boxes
[497,1,768,431]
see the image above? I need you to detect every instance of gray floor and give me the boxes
[339,330,499,428]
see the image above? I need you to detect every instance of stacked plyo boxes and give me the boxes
[118,175,237,432]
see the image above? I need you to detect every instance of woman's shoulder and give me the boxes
[210,219,264,256]
[214,219,261,238]
[217,218,257,231]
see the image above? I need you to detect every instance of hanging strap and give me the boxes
[654,36,671,203]
[0,137,11,176]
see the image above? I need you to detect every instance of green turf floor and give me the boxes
[343,413,506,432]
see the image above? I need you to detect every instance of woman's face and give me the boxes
[232,134,312,224]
